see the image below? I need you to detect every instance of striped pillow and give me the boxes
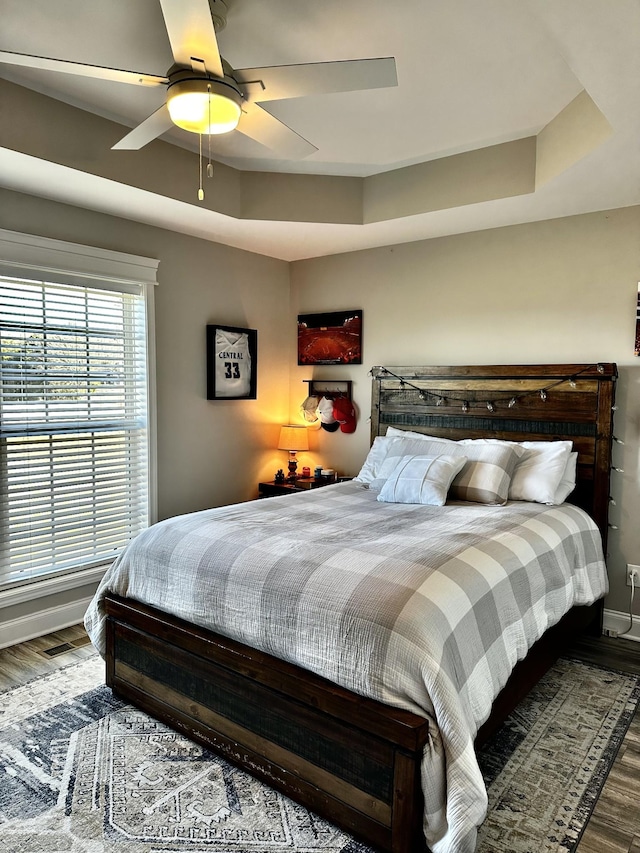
[370,437,523,505]
[377,454,468,506]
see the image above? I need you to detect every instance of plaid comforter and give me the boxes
[85,481,608,853]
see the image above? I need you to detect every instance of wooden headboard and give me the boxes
[371,363,617,547]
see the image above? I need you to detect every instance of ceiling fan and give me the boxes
[0,0,398,160]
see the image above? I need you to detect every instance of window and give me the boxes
[0,230,157,595]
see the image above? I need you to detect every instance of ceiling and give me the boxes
[0,0,638,261]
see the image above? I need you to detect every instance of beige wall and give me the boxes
[289,206,640,614]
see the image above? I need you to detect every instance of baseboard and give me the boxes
[0,597,93,649]
[603,608,640,643]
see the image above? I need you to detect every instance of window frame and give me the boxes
[0,228,158,606]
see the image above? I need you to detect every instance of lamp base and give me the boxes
[287,452,298,481]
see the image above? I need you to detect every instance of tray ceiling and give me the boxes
[0,0,638,260]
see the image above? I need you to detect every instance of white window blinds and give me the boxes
[0,230,157,591]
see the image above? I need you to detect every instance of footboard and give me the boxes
[104,593,431,853]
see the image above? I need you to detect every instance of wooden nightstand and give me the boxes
[258,476,336,498]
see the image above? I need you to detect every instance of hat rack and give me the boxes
[303,379,352,400]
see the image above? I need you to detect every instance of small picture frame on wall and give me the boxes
[207,324,257,400]
[297,309,362,365]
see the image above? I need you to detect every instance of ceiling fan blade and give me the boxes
[237,103,318,158]
[158,0,224,78]
[234,57,397,103]
[0,49,167,87]
[112,105,174,150]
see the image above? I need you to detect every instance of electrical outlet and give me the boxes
[626,564,640,587]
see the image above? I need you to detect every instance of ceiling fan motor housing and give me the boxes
[208,0,230,32]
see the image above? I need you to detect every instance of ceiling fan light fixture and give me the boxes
[167,77,242,135]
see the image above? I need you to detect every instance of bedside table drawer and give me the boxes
[258,481,301,498]
[258,476,337,498]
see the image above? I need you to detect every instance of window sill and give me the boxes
[0,564,110,608]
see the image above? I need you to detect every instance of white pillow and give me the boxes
[552,452,578,504]
[386,426,453,443]
[377,454,468,506]
[353,435,395,484]
[371,437,522,505]
[461,438,573,504]
[354,431,454,484]
[384,430,575,504]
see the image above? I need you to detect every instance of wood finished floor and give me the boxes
[0,627,638,852]
[567,634,640,853]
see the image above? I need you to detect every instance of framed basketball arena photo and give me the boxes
[207,324,257,400]
[297,310,362,365]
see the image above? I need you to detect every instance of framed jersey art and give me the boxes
[207,324,257,399]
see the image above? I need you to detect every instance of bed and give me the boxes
[85,363,617,853]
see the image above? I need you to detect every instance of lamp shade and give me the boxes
[278,425,309,452]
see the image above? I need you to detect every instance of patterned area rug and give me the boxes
[0,655,638,853]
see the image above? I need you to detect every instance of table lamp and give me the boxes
[278,425,309,481]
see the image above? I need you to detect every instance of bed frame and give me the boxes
[104,363,617,853]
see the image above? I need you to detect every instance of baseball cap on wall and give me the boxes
[300,395,320,423]
[333,397,356,433]
[318,396,340,432]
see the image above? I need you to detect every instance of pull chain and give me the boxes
[198,132,204,201]
[207,84,214,179]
